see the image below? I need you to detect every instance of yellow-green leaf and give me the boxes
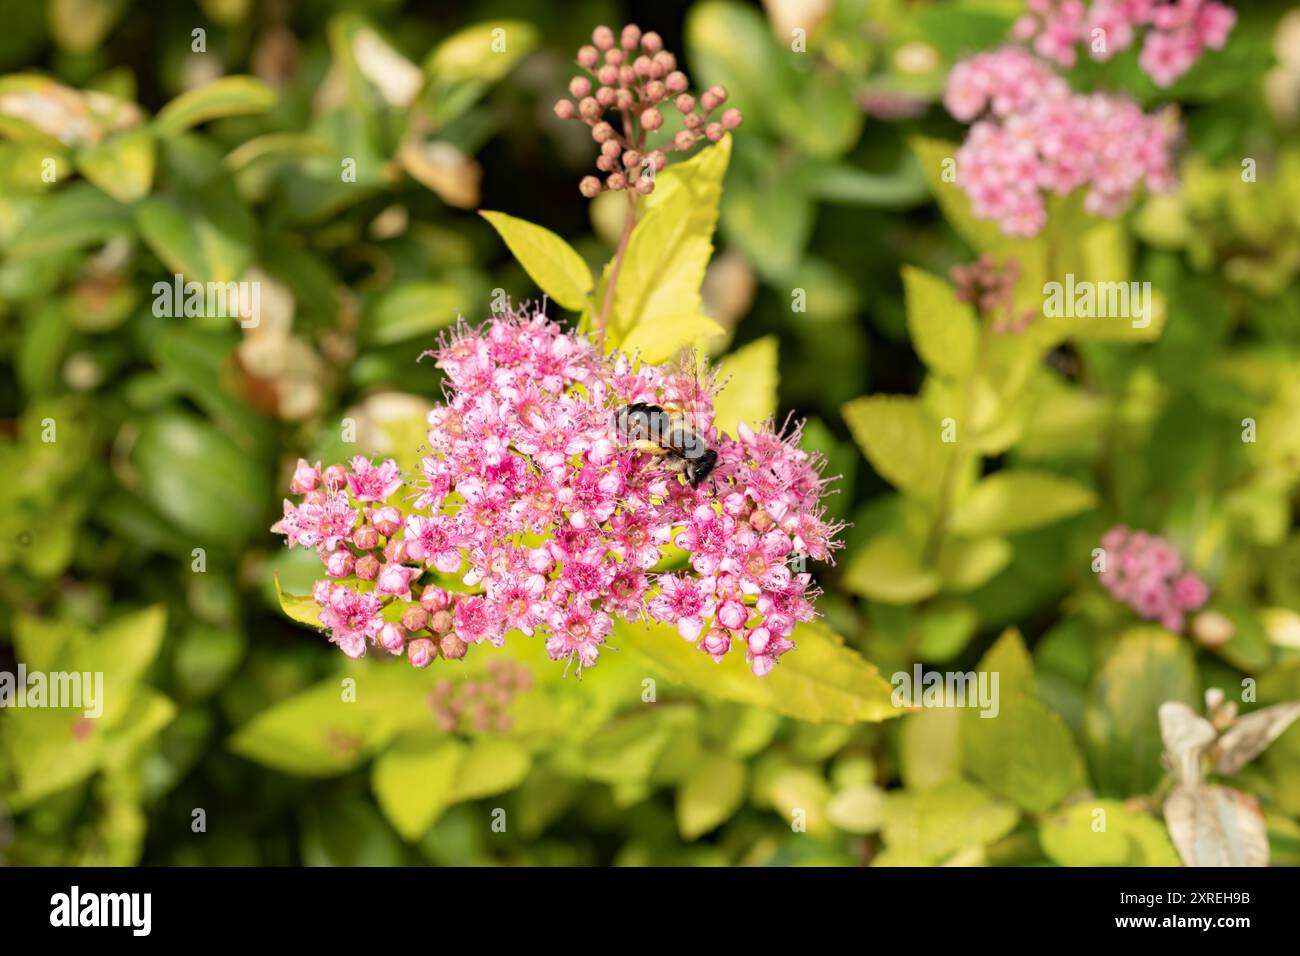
[950,468,1097,537]
[621,312,725,363]
[711,335,777,436]
[1040,799,1181,866]
[842,394,953,500]
[613,618,900,724]
[479,209,592,311]
[75,127,154,203]
[425,21,538,82]
[372,738,466,841]
[677,752,747,838]
[902,265,978,378]
[154,76,276,137]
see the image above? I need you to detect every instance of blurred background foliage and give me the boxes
[1,0,1299,866]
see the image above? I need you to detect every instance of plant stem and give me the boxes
[596,189,638,340]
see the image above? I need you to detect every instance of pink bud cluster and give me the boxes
[272,306,841,677]
[944,46,1178,236]
[950,255,1035,334]
[429,660,533,733]
[553,23,743,197]
[1096,525,1210,633]
[1012,0,1237,87]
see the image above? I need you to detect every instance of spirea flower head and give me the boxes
[944,46,1179,236]
[1013,0,1237,87]
[272,306,842,677]
[1095,525,1210,633]
[554,23,743,197]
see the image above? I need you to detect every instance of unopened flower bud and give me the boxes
[402,605,429,632]
[579,96,600,119]
[635,176,654,195]
[641,107,663,131]
[721,108,743,129]
[619,65,636,86]
[592,121,614,142]
[652,51,675,75]
[621,24,642,50]
[674,130,696,150]
[605,48,625,66]
[595,86,616,107]
[569,76,591,97]
[622,149,641,168]
[641,31,663,53]
[708,84,728,104]
[408,637,436,668]
[383,538,407,563]
[648,149,667,170]
[601,139,622,158]
[378,621,407,655]
[290,459,321,494]
[369,506,402,536]
[352,525,379,550]
[633,55,653,78]
[354,554,380,580]
[325,549,355,577]
[606,171,627,190]
[701,90,719,111]
[615,89,633,110]
[577,45,599,69]
[592,25,615,50]
[684,112,703,130]
[579,175,602,197]
[644,80,666,102]
[597,64,619,87]
[554,99,576,119]
[420,585,451,611]
[429,608,454,634]
[596,154,616,172]
[675,93,695,113]
[705,122,724,142]
[440,632,468,660]
[666,71,689,94]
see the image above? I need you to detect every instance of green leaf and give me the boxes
[75,128,155,203]
[612,135,731,337]
[826,784,887,834]
[8,183,133,257]
[899,707,963,790]
[1085,628,1200,797]
[135,195,253,285]
[371,737,466,841]
[880,779,1019,864]
[620,312,725,364]
[709,335,778,436]
[962,629,1086,813]
[425,21,538,82]
[1040,800,1181,866]
[274,574,322,627]
[842,394,952,499]
[677,751,747,839]
[950,469,1097,537]
[453,738,531,801]
[902,265,978,378]
[842,530,940,604]
[153,76,276,137]
[613,618,900,724]
[478,210,592,311]
[364,279,468,345]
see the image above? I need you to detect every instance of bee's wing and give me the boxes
[662,346,711,426]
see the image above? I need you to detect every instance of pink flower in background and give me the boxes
[1014,0,1237,87]
[1095,525,1210,633]
[271,307,842,677]
[944,46,1179,236]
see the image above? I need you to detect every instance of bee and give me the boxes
[612,402,719,487]
[612,349,720,488]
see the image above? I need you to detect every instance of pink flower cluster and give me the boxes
[944,46,1179,236]
[1012,0,1237,87]
[272,307,840,677]
[1096,525,1210,633]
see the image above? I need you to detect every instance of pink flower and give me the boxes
[346,456,404,503]
[1094,525,1210,634]
[316,584,385,657]
[375,562,420,601]
[276,308,842,675]
[290,458,322,494]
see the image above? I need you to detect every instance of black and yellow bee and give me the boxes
[612,401,719,487]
